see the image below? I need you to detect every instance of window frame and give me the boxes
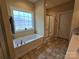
[11,8,34,33]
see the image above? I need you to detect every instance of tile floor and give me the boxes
[21,37,69,59]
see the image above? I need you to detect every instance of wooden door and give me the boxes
[54,14,60,37]
[49,16,55,36]
[45,16,50,37]
[45,15,55,37]
[58,11,73,39]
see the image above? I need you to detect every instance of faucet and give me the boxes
[21,40,23,45]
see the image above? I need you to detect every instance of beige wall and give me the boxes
[6,0,35,38]
[35,0,44,36]
[7,0,34,16]
[47,1,74,15]
[71,0,79,31]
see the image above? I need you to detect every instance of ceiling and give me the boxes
[46,0,73,9]
[27,0,73,9]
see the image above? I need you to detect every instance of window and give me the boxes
[13,10,33,32]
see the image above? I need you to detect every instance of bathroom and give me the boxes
[1,0,79,59]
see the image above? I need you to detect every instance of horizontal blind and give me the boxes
[13,10,33,32]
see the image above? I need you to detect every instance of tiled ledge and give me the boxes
[65,34,79,59]
[13,34,44,48]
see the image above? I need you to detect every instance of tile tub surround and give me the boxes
[13,34,43,48]
[20,37,68,59]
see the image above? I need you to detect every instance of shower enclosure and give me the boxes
[54,11,73,40]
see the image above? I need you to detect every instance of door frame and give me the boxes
[0,0,16,59]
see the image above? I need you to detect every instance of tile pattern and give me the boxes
[20,37,69,59]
